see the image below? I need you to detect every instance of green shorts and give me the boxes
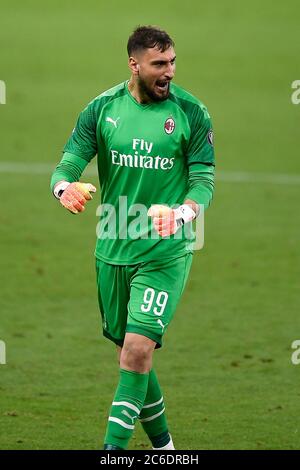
[95,253,193,348]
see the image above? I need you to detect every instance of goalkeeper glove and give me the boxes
[54,181,96,214]
[148,204,196,237]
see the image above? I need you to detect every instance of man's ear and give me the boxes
[128,56,140,75]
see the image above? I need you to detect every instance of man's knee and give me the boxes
[123,341,151,362]
[120,333,155,373]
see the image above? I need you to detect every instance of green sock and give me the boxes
[104,368,149,449]
[139,369,170,448]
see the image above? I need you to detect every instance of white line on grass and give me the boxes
[0,162,300,185]
[216,171,300,185]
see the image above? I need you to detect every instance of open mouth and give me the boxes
[155,80,169,92]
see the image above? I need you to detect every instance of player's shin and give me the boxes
[104,368,149,450]
[139,369,174,449]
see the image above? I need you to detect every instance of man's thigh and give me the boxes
[126,253,193,347]
[96,259,136,346]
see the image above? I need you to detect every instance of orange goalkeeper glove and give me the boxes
[148,204,196,237]
[54,181,97,214]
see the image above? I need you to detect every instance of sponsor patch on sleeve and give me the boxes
[207,129,214,146]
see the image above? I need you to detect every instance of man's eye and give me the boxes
[154,60,175,67]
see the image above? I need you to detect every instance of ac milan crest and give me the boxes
[164,117,175,135]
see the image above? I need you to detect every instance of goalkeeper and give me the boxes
[50,25,215,450]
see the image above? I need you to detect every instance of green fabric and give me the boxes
[168,91,214,166]
[50,152,89,191]
[139,369,169,445]
[185,162,215,209]
[103,444,122,450]
[95,253,193,349]
[51,80,215,264]
[104,368,149,449]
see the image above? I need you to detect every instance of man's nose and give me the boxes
[164,63,175,80]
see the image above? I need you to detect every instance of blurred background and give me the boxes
[0,0,299,449]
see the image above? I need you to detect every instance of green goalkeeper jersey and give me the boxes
[60,80,215,265]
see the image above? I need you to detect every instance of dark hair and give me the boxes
[127,25,174,56]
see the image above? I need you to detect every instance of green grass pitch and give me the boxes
[0,0,300,449]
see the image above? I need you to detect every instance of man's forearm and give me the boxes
[185,163,215,212]
[50,152,89,194]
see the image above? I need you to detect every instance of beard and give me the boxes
[138,75,170,103]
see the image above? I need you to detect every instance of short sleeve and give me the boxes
[63,100,98,162]
[186,104,215,166]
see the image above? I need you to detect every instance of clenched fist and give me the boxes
[148,204,196,237]
[55,181,96,214]
[147,204,177,237]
